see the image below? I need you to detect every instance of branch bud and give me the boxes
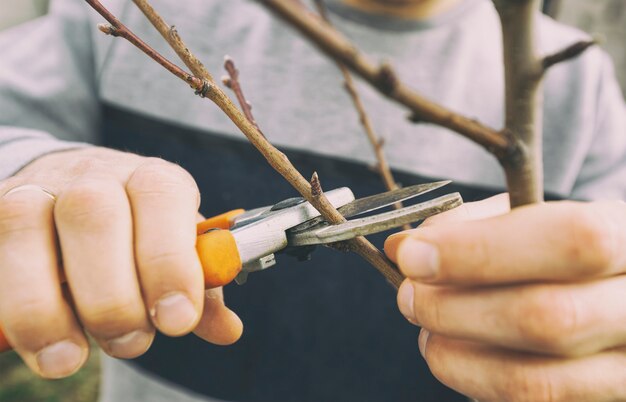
[310,172,322,197]
[98,23,119,36]
[221,75,233,89]
[376,62,398,94]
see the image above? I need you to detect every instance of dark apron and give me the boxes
[103,104,504,402]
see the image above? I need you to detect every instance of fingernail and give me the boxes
[107,330,153,358]
[386,233,408,243]
[36,340,85,378]
[384,233,409,257]
[397,280,417,324]
[151,292,197,336]
[397,238,439,280]
[418,329,430,357]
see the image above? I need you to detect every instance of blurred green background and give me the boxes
[0,347,99,402]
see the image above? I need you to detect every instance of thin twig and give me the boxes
[313,0,409,229]
[314,0,398,194]
[85,0,404,288]
[131,0,215,81]
[222,57,265,138]
[86,2,206,94]
[258,0,510,157]
[542,39,598,71]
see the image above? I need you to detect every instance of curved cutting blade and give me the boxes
[288,192,462,246]
[289,180,451,234]
[337,180,451,218]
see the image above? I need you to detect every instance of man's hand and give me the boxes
[0,147,243,379]
[385,194,626,402]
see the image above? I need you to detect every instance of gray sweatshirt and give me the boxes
[1,0,625,401]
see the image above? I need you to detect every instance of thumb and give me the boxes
[385,193,511,262]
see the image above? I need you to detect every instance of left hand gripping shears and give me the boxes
[196,181,462,288]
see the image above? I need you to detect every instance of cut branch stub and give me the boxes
[310,172,323,197]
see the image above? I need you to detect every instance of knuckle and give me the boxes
[0,177,22,194]
[140,249,190,272]
[420,336,445,378]
[0,197,40,235]
[562,205,615,274]
[515,287,578,354]
[416,287,445,330]
[55,181,126,230]
[80,297,144,335]
[62,153,116,179]
[127,160,200,208]
[2,296,62,338]
[502,366,560,402]
[67,156,103,176]
[129,160,197,193]
[137,249,201,298]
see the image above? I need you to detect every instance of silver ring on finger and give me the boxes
[3,184,57,202]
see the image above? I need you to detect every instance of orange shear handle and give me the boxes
[0,209,245,353]
[197,209,245,289]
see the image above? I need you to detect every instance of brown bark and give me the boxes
[492,0,545,207]
[493,0,596,207]
[260,0,595,209]
[223,57,265,138]
[259,0,510,155]
[86,0,404,289]
[313,0,405,221]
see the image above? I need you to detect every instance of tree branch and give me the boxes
[85,1,206,94]
[313,2,401,192]
[542,39,597,71]
[131,0,214,82]
[313,0,409,230]
[85,0,404,288]
[258,0,510,156]
[222,56,265,138]
[492,0,544,207]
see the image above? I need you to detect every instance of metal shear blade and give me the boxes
[290,180,451,233]
[287,192,462,246]
[336,180,451,218]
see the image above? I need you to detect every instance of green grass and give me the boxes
[0,347,99,402]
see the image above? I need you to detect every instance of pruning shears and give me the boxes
[0,181,461,353]
[196,181,463,288]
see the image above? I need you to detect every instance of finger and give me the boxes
[193,288,243,345]
[420,331,626,402]
[55,177,154,358]
[420,192,511,227]
[125,160,203,336]
[398,275,626,356]
[388,200,626,285]
[385,193,510,262]
[0,187,88,378]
